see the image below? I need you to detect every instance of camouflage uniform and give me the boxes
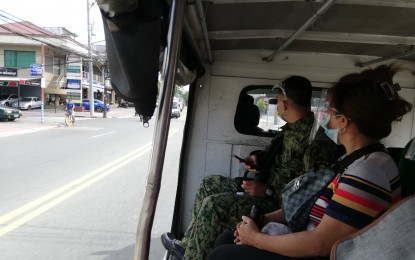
[182,113,337,260]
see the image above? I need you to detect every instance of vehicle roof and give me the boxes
[0,93,17,98]
[186,0,415,65]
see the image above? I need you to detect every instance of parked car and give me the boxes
[12,97,42,110]
[0,94,19,107]
[119,100,135,108]
[0,104,22,121]
[171,101,180,118]
[8,97,23,108]
[75,99,110,113]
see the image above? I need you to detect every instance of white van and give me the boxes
[171,101,180,118]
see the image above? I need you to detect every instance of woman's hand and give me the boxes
[236,216,261,246]
[233,222,242,244]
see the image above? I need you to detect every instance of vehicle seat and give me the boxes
[330,195,415,260]
[330,138,415,259]
[386,147,403,167]
[234,94,264,135]
[399,138,415,198]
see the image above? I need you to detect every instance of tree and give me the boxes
[256,98,267,114]
[175,85,189,104]
[156,82,189,104]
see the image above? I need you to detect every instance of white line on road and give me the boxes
[117,114,135,119]
[0,127,179,237]
[92,130,117,138]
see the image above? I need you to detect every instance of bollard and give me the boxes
[41,102,44,123]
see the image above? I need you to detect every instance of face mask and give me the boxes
[324,128,339,145]
[322,114,339,145]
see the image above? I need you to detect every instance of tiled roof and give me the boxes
[0,21,54,36]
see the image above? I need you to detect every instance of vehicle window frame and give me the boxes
[234,85,326,137]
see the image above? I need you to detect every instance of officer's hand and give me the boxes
[241,180,267,197]
[243,155,258,173]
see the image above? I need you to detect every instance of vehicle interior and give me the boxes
[98,1,415,259]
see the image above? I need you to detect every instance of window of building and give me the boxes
[45,56,53,74]
[45,56,62,76]
[53,58,61,76]
[4,50,36,69]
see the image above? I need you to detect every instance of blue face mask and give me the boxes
[322,115,339,145]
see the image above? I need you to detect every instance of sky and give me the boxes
[0,0,105,45]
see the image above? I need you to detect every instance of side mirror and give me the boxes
[269,98,278,105]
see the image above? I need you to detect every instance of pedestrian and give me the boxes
[66,99,75,121]
[66,99,75,113]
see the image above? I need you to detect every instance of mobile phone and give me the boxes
[249,205,264,228]
[233,154,256,168]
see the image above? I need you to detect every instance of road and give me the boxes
[0,108,185,260]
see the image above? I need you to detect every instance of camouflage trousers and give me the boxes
[181,175,278,260]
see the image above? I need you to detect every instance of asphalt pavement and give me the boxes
[0,106,137,137]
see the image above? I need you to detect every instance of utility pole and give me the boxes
[87,0,95,116]
[103,63,108,118]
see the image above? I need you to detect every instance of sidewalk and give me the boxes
[0,107,137,137]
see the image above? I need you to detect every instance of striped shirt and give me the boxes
[308,152,401,229]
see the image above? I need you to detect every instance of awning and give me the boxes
[0,77,41,87]
[83,85,105,93]
[83,85,104,90]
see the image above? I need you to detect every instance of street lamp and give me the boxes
[87,0,95,116]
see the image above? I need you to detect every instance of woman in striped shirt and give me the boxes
[208,64,412,260]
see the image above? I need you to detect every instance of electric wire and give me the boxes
[0,10,105,62]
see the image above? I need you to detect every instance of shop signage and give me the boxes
[0,79,40,87]
[67,79,81,89]
[30,63,43,76]
[0,81,18,87]
[0,67,18,76]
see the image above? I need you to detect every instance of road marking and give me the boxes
[0,143,152,226]
[117,114,135,119]
[56,126,104,131]
[0,128,179,237]
[0,126,56,138]
[92,131,117,138]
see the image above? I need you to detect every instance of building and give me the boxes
[0,21,115,107]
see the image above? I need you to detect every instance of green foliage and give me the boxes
[175,85,189,104]
[156,82,189,104]
[256,98,267,114]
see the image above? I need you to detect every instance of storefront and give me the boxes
[0,77,41,98]
[82,79,113,103]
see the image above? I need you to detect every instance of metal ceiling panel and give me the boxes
[186,0,415,64]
